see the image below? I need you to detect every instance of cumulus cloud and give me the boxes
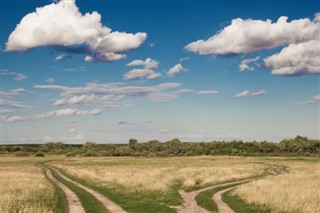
[197,90,219,95]
[167,64,186,76]
[185,15,320,55]
[186,14,320,76]
[6,0,147,62]
[3,107,102,122]
[1,70,28,81]
[239,56,260,71]
[263,40,320,75]
[235,89,266,98]
[124,58,161,80]
[34,82,183,103]
[127,58,159,69]
[124,68,161,80]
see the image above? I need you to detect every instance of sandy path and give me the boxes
[45,168,85,213]
[212,167,286,213]
[177,178,255,213]
[53,168,127,213]
[212,187,236,213]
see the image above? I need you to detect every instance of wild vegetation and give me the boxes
[0,159,59,213]
[1,136,319,157]
[233,160,320,213]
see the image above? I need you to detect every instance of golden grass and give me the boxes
[234,161,320,213]
[52,156,268,192]
[0,163,56,213]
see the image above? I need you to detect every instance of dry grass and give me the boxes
[234,160,320,213]
[53,156,267,192]
[0,162,56,213]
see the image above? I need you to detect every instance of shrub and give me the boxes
[35,151,45,157]
[14,151,29,157]
[83,150,97,157]
[66,152,76,157]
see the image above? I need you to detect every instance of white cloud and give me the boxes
[185,15,320,55]
[263,40,320,75]
[6,0,146,62]
[49,108,102,116]
[179,57,190,62]
[4,107,103,122]
[239,56,260,71]
[124,68,161,80]
[127,58,159,69]
[45,78,55,83]
[147,93,177,102]
[234,89,266,98]
[55,54,71,61]
[167,64,186,76]
[124,58,161,80]
[197,90,219,95]
[298,94,320,105]
[173,89,194,94]
[1,70,28,81]
[0,88,27,96]
[251,90,267,96]
[0,99,33,109]
[235,90,250,98]
[34,82,183,104]
[54,94,124,107]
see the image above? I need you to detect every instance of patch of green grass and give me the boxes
[49,168,108,213]
[42,167,68,213]
[222,189,271,213]
[195,182,248,212]
[55,168,179,213]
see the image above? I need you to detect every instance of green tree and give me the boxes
[128,139,138,151]
[82,142,97,151]
[167,138,182,155]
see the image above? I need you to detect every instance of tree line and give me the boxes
[1,136,319,157]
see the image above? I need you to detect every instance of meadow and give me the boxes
[0,155,319,213]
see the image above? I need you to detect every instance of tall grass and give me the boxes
[53,156,267,192]
[0,164,57,213]
[233,161,320,213]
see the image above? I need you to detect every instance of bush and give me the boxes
[35,151,45,157]
[66,152,76,157]
[83,150,97,157]
[14,151,29,157]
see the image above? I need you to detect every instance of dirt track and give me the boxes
[45,168,85,213]
[53,168,127,213]
[178,166,285,213]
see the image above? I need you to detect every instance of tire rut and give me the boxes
[177,166,285,213]
[53,168,127,213]
[212,166,286,213]
[45,167,85,213]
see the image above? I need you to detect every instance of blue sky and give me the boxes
[1,0,319,144]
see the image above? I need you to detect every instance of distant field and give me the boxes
[1,156,319,213]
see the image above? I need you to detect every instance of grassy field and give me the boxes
[232,159,320,213]
[0,157,62,213]
[1,156,319,213]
